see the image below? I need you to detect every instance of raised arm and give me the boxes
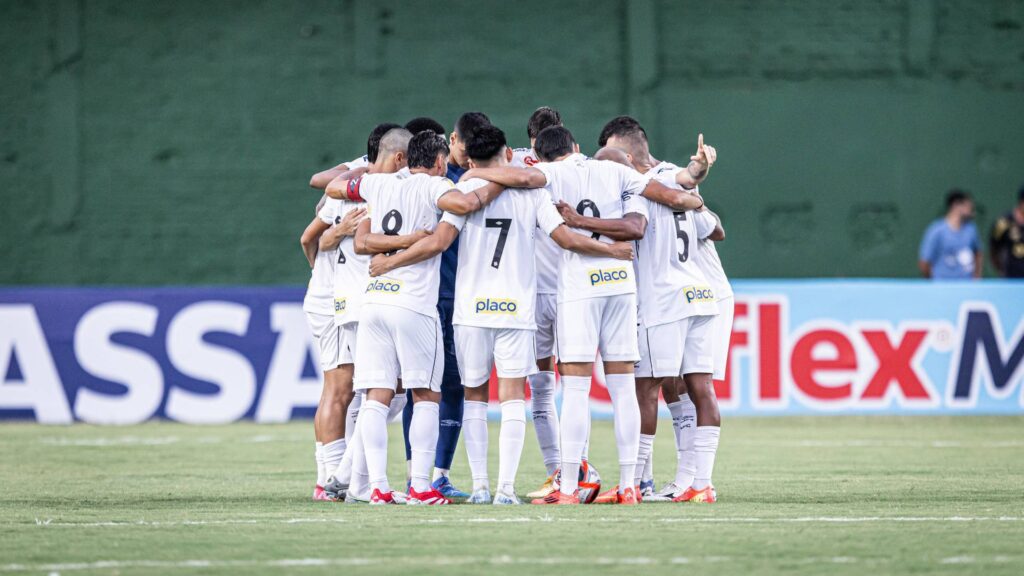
[642,178,705,211]
[461,166,547,189]
[300,217,331,268]
[436,182,507,215]
[368,223,460,277]
[324,167,370,199]
[549,225,634,260]
[354,218,431,255]
[674,133,718,189]
[319,206,367,251]
[311,162,354,190]
[556,203,648,241]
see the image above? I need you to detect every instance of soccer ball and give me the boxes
[553,460,602,504]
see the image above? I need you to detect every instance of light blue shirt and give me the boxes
[919,219,979,280]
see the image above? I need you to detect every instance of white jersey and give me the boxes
[346,155,370,170]
[634,162,718,327]
[303,198,338,316]
[693,209,734,299]
[512,148,559,295]
[447,178,564,329]
[534,153,649,302]
[352,168,454,318]
[318,198,371,325]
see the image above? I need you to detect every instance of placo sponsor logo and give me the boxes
[365,279,402,294]
[588,267,629,287]
[475,298,518,315]
[684,285,715,304]
[334,298,347,313]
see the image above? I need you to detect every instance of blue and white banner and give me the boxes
[1,281,1022,423]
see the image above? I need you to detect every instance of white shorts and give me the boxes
[353,304,443,391]
[535,293,558,360]
[636,315,715,378]
[455,325,536,384]
[711,296,735,380]
[557,293,639,363]
[306,312,340,372]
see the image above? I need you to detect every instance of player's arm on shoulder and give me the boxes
[462,166,547,189]
[320,205,368,251]
[300,217,331,268]
[369,222,459,277]
[549,225,634,260]
[324,167,370,199]
[555,202,648,241]
[437,182,508,215]
[354,218,431,255]
[642,178,704,211]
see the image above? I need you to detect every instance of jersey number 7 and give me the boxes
[485,218,511,269]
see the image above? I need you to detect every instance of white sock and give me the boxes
[669,395,697,488]
[387,392,407,424]
[346,391,362,439]
[558,375,591,495]
[692,426,720,490]
[315,442,325,487]
[582,405,591,462]
[334,414,359,483]
[350,431,369,497]
[634,434,655,487]
[605,373,640,492]
[410,401,440,493]
[432,468,449,482]
[528,371,560,475]
[360,400,390,493]
[643,442,654,483]
[321,438,346,479]
[498,400,526,494]
[463,400,490,491]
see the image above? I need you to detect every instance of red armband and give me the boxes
[346,177,363,202]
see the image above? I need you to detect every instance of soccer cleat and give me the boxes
[673,485,717,503]
[639,478,655,499]
[468,487,492,504]
[431,476,470,499]
[369,488,398,505]
[323,477,348,501]
[493,489,522,505]
[312,485,333,501]
[525,475,557,499]
[407,486,451,505]
[593,485,621,504]
[618,486,640,505]
[345,486,370,504]
[644,481,685,502]
[531,490,580,505]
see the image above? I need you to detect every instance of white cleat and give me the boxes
[645,481,686,502]
[468,488,492,504]
[492,489,522,505]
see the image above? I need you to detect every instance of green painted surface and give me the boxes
[2,0,1022,284]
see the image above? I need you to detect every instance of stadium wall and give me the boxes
[2,281,1022,423]
[2,0,1024,285]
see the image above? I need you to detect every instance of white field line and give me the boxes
[24,515,1022,528]
[2,554,1019,572]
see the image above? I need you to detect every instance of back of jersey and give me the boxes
[535,154,648,302]
[512,149,559,296]
[450,179,563,329]
[636,162,718,327]
[320,198,371,325]
[359,170,453,318]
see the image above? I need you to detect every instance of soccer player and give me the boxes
[327,130,507,505]
[510,107,570,498]
[464,126,698,505]
[990,186,1024,278]
[599,116,725,503]
[309,122,400,189]
[370,124,634,504]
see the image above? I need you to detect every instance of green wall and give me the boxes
[2,0,1023,284]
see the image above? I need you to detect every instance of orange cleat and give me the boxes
[593,486,620,504]
[618,486,640,505]
[673,485,717,503]
[531,490,580,505]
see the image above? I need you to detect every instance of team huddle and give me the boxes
[300,108,731,506]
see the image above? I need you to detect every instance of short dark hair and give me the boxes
[455,112,491,140]
[527,106,562,139]
[466,124,507,161]
[407,130,450,169]
[946,189,971,210]
[367,122,401,163]
[405,117,446,136]
[598,115,647,147]
[535,126,575,162]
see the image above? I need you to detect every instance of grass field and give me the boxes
[1,416,1022,575]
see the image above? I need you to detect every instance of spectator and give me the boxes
[989,185,1024,279]
[918,189,981,280]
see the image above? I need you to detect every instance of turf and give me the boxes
[1,416,1022,575]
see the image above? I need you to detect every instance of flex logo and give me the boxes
[365,279,402,294]
[475,298,518,315]
[684,285,715,304]
[589,267,629,287]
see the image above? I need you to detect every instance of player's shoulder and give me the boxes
[455,177,487,193]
